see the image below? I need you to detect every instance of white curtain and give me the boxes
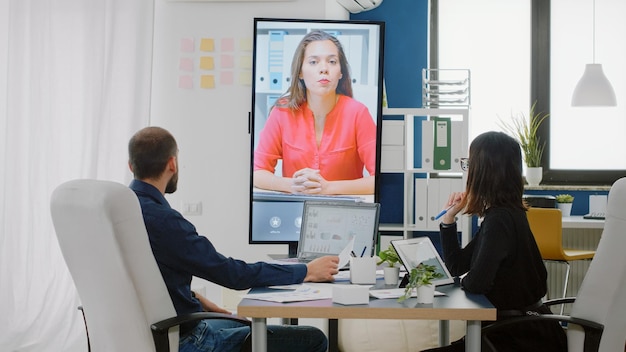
[0,1,154,350]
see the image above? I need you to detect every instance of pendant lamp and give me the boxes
[571,0,616,107]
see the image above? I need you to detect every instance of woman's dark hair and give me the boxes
[277,30,353,110]
[128,126,178,180]
[462,131,526,217]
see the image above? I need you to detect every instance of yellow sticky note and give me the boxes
[200,75,215,89]
[238,55,252,69]
[200,56,214,70]
[239,38,253,51]
[239,71,252,86]
[200,38,215,52]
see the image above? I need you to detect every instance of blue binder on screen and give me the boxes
[268,30,287,91]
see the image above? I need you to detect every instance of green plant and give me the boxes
[398,263,443,302]
[499,101,549,168]
[555,194,574,203]
[376,244,400,268]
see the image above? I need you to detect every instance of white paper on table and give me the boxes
[244,284,332,303]
[369,288,445,299]
[337,237,355,269]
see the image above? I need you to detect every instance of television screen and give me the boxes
[249,18,385,254]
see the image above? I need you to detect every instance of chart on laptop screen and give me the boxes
[299,201,380,257]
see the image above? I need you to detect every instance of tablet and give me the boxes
[391,237,455,286]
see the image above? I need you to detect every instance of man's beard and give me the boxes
[165,172,178,194]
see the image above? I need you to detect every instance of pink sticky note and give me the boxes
[179,58,194,71]
[178,75,193,89]
[220,55,234,69]
[220,71,234,85]
[221,38,235,52]
[180,38,195,52]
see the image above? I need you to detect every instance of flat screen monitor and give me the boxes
[249,18,385,254]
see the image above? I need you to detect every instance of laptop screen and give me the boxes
[297,200,380,259]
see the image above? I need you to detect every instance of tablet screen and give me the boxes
[391,237,454,286]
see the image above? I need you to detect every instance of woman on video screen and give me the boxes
[253,30,376,196]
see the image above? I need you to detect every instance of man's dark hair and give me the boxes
[128,126,178,180]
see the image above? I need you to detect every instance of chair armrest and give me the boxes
[150,312,251,352]
[544,297,576,307]
[481,314,604,352]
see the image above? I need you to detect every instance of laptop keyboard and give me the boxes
[583,212,605,220]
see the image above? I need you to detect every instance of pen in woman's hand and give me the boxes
[434,204,456,220]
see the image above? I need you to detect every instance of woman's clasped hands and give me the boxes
[291,168,326,194]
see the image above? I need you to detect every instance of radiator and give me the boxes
[545,228,602,314]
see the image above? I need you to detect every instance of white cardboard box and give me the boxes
[332,284,370,305]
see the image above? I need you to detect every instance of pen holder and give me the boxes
[350,257,376,284]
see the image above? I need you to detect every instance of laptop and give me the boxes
[391,237,455,286]
[278,200,381,264]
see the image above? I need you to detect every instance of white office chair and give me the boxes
[481,177,626,351]
[51,179,251,352]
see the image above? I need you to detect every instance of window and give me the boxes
[440,0,626,185]
[438,0,530,150]
[534,0,626,185]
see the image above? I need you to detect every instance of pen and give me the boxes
[350,251,357,257]
[434,204,455,220]
[360,246,367,257]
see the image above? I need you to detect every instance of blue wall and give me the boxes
[353,0,429,223]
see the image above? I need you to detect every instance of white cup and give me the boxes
[349,257,376,284]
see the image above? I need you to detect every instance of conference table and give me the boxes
[237,283,496,352]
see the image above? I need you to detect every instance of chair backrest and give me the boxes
[567,177,626,351]
[51,179,179,351]
[527,207,565,260]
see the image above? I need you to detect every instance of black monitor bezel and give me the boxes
[248,17,385,247]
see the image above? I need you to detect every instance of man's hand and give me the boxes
[193,291,232,315]
[304,256,339,282]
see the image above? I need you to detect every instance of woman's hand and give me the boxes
[291,168,325,194]
[441,191,466,224]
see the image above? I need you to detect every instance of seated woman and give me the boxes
[424,131,567,352]
[253,30,376,196]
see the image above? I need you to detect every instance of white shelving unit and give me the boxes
[380,107,472,246]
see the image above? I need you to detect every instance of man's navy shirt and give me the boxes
[129,180,306,332]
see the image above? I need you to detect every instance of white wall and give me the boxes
[150,0,348,303]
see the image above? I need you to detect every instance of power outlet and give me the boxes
[181,201,202,216]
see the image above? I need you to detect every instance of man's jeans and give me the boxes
[179,319,328,352]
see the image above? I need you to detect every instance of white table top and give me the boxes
[561,216,605,229]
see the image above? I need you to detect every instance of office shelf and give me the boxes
[380,107,471,246]
[422,69,471,108]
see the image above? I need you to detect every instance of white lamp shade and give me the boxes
[571,63,617,106]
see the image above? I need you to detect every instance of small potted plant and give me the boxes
[398,263,443,304]
[377,244,401,285]
[499,101,549,186]
[555,194,574,217]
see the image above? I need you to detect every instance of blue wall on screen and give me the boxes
[353,0,428,223]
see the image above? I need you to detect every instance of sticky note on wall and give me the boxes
[179,58,194,71]
[200,38,215,52]
[221,37,235,52]
[200,75,215,89]
[180,38,194,52]
[200,56,214,70]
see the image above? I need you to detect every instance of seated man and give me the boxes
[128,126,339,352]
